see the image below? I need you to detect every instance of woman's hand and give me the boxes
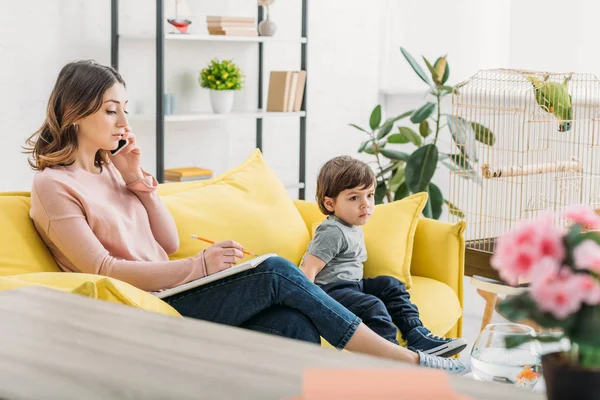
[203,240,246,275]
[110,127,144,184]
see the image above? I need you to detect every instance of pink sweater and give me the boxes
[30,163,207,292]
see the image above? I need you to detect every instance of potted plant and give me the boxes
[199,58,244,114]
[493,206,600,399]
[350,48,495,219]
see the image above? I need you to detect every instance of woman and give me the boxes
[24,60,464,373]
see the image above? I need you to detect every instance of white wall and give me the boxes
[0,0,385,202]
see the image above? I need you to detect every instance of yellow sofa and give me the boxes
[0,150,464,342]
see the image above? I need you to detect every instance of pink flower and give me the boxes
[562,205,600,230]
[568,274,600,306]
[491,215,566,285]
[530,266,583,319]
[573,240,600,274]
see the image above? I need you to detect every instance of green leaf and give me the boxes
[497,293,578,332]
[423,56,439,84]
[470,122,496,146]
[369,105,382,131]
[444,199,465,218]
[505,334,563,349]
[410,102,436,124]
[377,110,414,136]
[570,305,600,349]
[376,118,395,139]
[400,47,432,86]
[419,121,431,138]
[448,115,478,162]
[423,198,433,218]
[426,182,443,220]
[349,123,370,134]
[375,180,387,205]
[450,153,473,171]
[364,145,375,155]
[389,167,405,187]
[438,85,456,96]
[405,144,439,193]
[434,56,450,84]
[440,158,481,185]
[394,182,410,201]
[357,139,372,153]
[398,127,422,146]
[379,148,410,161]
[387,133,409,144]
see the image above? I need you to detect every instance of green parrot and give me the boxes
[526,75,573,132]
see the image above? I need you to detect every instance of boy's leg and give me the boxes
[362,276,467,357]
[320,281,400,345]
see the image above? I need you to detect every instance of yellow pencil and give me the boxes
[190,235,257,256]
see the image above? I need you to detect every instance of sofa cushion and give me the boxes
[0,272,180,316]
[0,194,61,276]
[294,193,427,288]
[160,150,311,266]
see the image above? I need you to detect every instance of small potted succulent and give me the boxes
[199,58,244,114]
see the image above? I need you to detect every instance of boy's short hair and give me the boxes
[316,156,376,215]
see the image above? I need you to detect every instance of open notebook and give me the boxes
[153,253,277,299]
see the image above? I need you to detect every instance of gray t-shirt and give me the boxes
[303,215,367,285]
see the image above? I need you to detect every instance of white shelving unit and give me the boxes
[111,1,309,198]
[128,111,306,122]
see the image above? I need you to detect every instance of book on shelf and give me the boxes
[266,71,307,112]
[164,167,214,182]
[206,15,257,36]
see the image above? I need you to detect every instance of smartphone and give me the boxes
[110,138,129,156]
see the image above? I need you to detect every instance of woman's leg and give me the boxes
[240,305,321,344]
[164,257,460,368]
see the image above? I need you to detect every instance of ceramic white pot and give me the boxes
[209,90,234,114]
[258,7,277,36]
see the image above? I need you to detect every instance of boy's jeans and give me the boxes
[319,275,423,345]
[164,257,361,349]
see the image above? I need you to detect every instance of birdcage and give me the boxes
[448,69,600,279]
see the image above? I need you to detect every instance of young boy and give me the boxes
[301,156,467,360]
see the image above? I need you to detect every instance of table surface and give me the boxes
[0,287,545,400]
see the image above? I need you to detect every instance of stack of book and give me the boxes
[164,167,214,182]
[206,16,257,36]
[266,71,307,112]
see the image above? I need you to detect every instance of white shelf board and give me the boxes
[128,111,306,122]
[121,33,307,43]
[283,182,306,190]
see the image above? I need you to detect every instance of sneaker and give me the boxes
[418,350,466,374]
[407,326,467,357]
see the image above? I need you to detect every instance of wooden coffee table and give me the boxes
[0,287,544,399]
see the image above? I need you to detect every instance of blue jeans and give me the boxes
[163,257,361,349]
[319,276,423,345]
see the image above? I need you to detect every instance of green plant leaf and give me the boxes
[448,115,478,162]
[379,149,410,161]
[398,127,422,146]
[357,139,372,153]
[394,182,410,201]
[400,47,432,86]
[405,144,439,193]
[387,133,409,144]
[440,159,481,185]
[349,123,370,134]
[376,118,395,139]
[434,56,450,84]
[444,199,465,218]
[364,145,375,155]
[438,85,455,95]
[569,305,600,349]
[410,102,436,124]
[497,293,577,332]
[423,56,439,84]
[450,153,473,171]
[369,105,382,131]
[419,121,431,138]
[505,334,563,349]
[390,166,405,187]
[377,110,414,136]
[375,180,387,205]
[423,198,433,218]
[470,122,496,146]
[426,183,443,220]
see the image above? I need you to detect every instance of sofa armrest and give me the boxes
[410,218,465,337]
